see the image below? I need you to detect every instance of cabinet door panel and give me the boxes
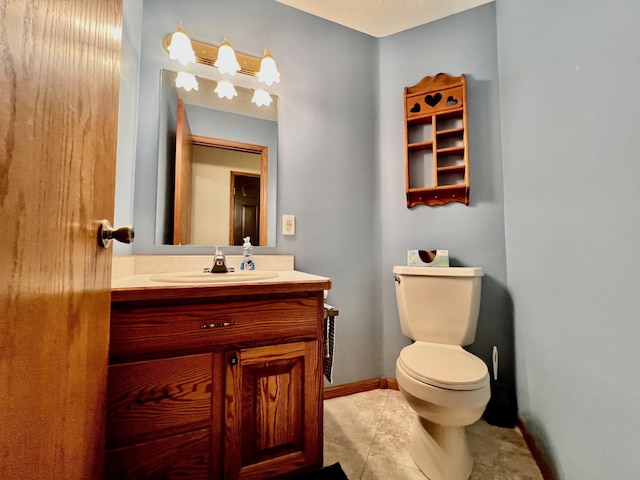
[106,354,212,447]
[105,428,211,480]
[225,341,322,480]
[241,349,304,460]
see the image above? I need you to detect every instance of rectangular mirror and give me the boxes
[155,69,278,246]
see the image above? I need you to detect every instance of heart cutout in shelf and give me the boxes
[410,103,421,113]
[447,96,458,106]
[425,93,442,107]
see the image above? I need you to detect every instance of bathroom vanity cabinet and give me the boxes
[404,73,469,207]
[107,275,330,480]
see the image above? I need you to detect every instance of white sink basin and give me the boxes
[149,270,279,284]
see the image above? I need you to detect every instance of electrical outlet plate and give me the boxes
[283,215,295,235]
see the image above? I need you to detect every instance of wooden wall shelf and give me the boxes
[404,73,469,207]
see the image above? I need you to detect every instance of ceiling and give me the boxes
[275,0,494,38]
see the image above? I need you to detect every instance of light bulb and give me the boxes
[167,23,195,66]
[175,72,198,92]
[214,36,241,76]
[251,89,272,107]
[257,47,280,86]
[214,81,237,100]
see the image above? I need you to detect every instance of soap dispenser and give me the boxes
[241,237,255,270]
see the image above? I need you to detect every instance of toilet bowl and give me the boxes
[392,266,489,480]
[396,342,490,480]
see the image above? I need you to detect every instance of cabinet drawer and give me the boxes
[105,428,211,480]
[110,297,320,360]
[106,354,212,448]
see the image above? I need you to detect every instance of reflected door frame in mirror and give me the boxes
[179,135,268,246]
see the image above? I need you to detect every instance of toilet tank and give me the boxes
[393,266,483,346]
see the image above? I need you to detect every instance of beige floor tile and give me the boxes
[324,439,367,479]
[368,390,416,469]
[324,389,390,453]
[360,455,426,480]
[468,420,543,480]
[323,389,544,480]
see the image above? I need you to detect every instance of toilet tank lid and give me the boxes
[393,266,483,277]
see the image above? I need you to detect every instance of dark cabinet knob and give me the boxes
[228,355,238,366]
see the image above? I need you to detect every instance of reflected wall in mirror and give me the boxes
[156,69,278,246]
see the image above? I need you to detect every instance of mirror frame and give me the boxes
[155,69,278,247]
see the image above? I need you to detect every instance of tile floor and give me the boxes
[323,389,544,480]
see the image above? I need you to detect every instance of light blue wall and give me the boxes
[496,1,640,478]
[120,0,381,383]
[114,0,143,255]
[117,1,506,396]
[117,2,640,476]
[377,6,509,389]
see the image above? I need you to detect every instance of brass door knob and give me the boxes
[98,220,135,248]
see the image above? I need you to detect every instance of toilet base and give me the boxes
[410,416,473,480]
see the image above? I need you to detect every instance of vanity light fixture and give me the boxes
[214,36,241,76]
[163,28,280,81]
[214,80,237,100]
[167,22,196,65]
[164,26,279,107]
[251,89,273,107]
[175,71,199,92]
[256,47,280,86]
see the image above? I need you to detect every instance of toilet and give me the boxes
[393,266,490,480]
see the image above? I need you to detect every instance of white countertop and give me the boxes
[112,270,330,290]
[110,255,330,302]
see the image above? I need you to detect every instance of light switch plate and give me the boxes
[283,215,295,235]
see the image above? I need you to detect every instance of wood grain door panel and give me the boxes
[105,428,211,480]
[106,354,213,448]
[174,98,194,245]
[230,173,260,246]
[224,341,322,480]
[0,1,121,478]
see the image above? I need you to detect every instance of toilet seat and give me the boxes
[398,342,488,391]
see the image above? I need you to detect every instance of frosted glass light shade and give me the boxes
[168,24,195,65]
[251,89,272,107]
[175,72,199,92]
[256,47,280,86]
[214,37,241,76]
[214,81,237,100]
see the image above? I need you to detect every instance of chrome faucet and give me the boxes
[210,246,229,273]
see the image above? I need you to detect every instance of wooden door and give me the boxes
[0,1,121,479]
[224,342,322,480]
[230,173,260,246]
[173,98,194,245]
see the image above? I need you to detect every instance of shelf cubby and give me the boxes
[404,73,469,207]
